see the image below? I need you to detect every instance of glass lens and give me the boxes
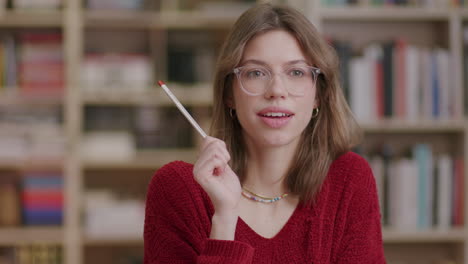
[235,65,320,96]
[239,65,270,95]
[283,65,317,96]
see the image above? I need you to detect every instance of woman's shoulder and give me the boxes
[328,151,374,188]
[308,152,379,217]
[145,161,214,242]
[147,161,212,218]
[149,160,201,192]
[152,160,195,184]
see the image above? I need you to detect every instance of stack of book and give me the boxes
[83,105,194,153]
[84,190,144,239]
[321,0,466,7]
[86,0,145,10]
[368,144,464,230]
[0,104,64,162]
[0,244,62,264]
[12,0,61,9]
[21,171,63,226]
[134,106,194,149]
[332,39,459,122]
[81,53,152,93]
[17,33,64,96]
[168,30,215,84]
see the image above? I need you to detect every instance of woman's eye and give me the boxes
[247,70,265,78]
[289,69,305,77]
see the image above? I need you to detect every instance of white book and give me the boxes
[436,49,450,120]
[350,57,372,123]
[389,159,418,230]
[437,154,453,230]
[405,45,420,122]
[419,48,432,120]
[363,44,381,122]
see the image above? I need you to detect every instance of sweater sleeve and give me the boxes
[143,161,254,264]
[334,155,386,264]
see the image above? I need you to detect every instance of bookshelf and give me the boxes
[0,227,63,246]
[0,0,467,263]
[0,10,63,27]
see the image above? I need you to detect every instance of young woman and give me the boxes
[144,3,385,264]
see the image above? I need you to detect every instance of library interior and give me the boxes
[0,0,468,263]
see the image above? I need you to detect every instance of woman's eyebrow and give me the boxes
[240,59,309,67]
[284,59,309,66]
[239,59,268,66]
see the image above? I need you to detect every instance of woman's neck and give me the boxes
[242,139,298,197]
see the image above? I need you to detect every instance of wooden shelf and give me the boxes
[0,91,63,106]
[0,227,63,245]
[1,1,466,264]
[160,11,239,29]
[83,236,142,246]
[84,10,237,29]
[361,120,466,133]
[0,159,64,170]
[320,7,450,21]
[383,228,466,243]
[0,10,63,27]
[82,149,197,169]
[84,10,160,29]
[81,83,212,106]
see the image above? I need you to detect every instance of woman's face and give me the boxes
[231,29,318,149]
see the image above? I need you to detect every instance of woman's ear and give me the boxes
[226,96,235,109]
[313,98,319,109]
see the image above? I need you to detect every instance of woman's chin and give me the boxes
[257,133,299,149]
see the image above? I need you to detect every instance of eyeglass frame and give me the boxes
[232,64,322,96]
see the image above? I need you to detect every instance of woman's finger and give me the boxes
[194,155,227,184]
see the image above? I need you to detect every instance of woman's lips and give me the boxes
[258,114,293,128]
[257,107,294,128]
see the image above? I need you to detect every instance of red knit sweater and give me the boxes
[144,151,386,264]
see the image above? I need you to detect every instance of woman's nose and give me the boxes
[264,74,288,99]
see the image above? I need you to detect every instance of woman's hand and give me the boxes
[193,136,242,217]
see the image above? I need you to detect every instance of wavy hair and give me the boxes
[210,3,362,204]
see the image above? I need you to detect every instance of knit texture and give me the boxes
[144,151,386,264]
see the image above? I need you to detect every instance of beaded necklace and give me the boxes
[241,187,289,203]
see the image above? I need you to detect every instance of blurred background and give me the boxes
[0,0,466,263]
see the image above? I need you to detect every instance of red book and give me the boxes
[19,33,62,44]
[376,59,384,119]
[22,190,63,207]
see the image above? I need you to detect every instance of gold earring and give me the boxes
[312,108,319,118]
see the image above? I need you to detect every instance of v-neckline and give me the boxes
[237,202,302,241]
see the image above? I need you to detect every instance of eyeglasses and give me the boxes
[233,64,321,96]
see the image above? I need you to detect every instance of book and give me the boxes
[331,38,453,121]
[12,0,61,9]
[0,173,21,226]
[167,30,215,84]
[21,171,63,226]
[81,53,152,92]
[17,33,64,96]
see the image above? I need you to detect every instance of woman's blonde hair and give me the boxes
[210,3,362,204]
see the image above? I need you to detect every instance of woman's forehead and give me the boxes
[240,30,308,65]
